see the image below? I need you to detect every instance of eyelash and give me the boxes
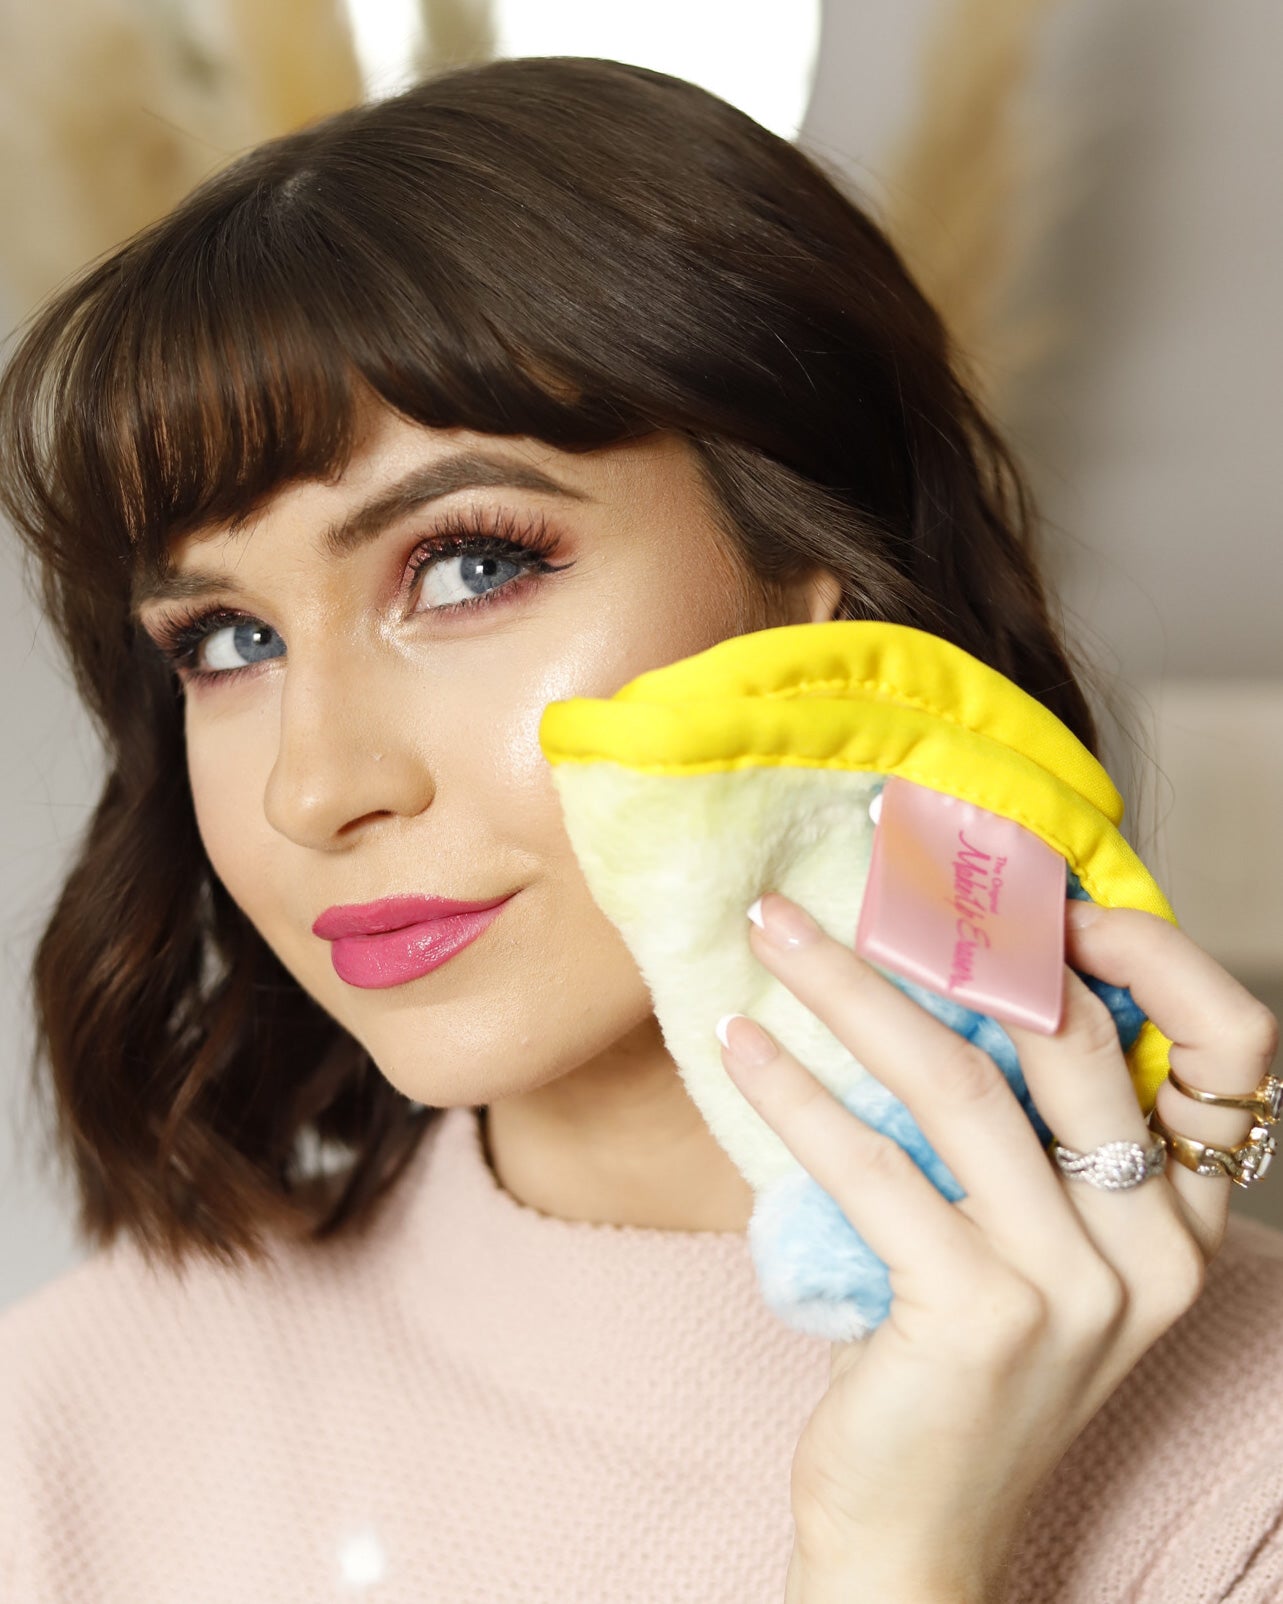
[146,507,571,688]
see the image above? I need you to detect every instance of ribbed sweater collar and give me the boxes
[364,1104,831,1418]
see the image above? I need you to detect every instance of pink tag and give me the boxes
[854,776,1065,1034]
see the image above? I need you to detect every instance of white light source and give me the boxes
[491,0,822,140]
[342,0,424,100]
[339,0,823,139]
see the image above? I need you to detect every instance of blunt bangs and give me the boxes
[2,54,917,615]
[6,102,670,598]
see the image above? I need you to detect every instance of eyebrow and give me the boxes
[129,449,591,617]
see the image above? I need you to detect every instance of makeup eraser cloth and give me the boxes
[537,621,1177,1342]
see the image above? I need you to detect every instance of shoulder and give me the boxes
[0,1228,356,1599]
[1007,1212,1283,1604]
[0,1226,333,1447]
[0,1232,267,1362]
[0,1245,183,1589]
[0,1244,140,1407]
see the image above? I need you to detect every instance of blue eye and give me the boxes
[416,545,532,606]
[199,620,285,673]
[145,509,571,688]
[406,524,562,612]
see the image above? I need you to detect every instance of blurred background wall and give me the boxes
[2,0,1279,1312]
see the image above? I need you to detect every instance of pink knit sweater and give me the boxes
[3,1103,1282,1603]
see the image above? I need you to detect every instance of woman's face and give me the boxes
[137,403,840,1115]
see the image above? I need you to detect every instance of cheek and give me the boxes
[517,546,755,724]
[184,706,275,898]
[450,654,584,864]
[490,552,758,802]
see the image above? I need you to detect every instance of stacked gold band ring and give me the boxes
[1165,1064,1282,1123]
[1147,1066,1282,1189]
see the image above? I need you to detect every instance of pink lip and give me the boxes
[325,899,514,989]
[312,893,513,940]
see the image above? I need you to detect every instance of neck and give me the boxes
[476,1024,754,1233]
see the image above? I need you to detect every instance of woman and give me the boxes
[0,55,1279,1604]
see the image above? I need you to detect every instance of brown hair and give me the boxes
[0,54,1113,1274]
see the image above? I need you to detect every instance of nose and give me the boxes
[262,645,435,849]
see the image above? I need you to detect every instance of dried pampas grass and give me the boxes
[222,0,363,137]
[0,0,361,321]
[412,0,497,78]
[881,0,1068,400]
[1,0,1063,402]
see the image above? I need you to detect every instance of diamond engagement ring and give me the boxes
[1147,1104,1276,1188]
[1050,1130,1169,1190]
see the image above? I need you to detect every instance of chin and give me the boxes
[361,1038,545,1110]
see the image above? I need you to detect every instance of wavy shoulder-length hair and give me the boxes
[0,54,1115,1275]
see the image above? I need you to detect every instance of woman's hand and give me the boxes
[717,893,1280,1604]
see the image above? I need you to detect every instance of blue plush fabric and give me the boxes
[748,865,1150,1342]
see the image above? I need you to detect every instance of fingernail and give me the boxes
[747,893,820,949]
[715,1012,778,1068]
[1066,899,1102,929]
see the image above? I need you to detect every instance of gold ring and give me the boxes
[1147,1105,1277,1189]
[1164,1065,1282,1125]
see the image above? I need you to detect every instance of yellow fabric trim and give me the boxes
[539,621,1177,1111]
[605,621,1126,822]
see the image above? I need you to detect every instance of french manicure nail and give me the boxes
[747,893,820,949]
[715,1012,777,1068]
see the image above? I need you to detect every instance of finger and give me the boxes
[1059,905,1280,1253]
[717,1011,991,1309]
[1003,957,1151,1154]
[1003,959,1186,1270]
[744,892,1094,1260]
